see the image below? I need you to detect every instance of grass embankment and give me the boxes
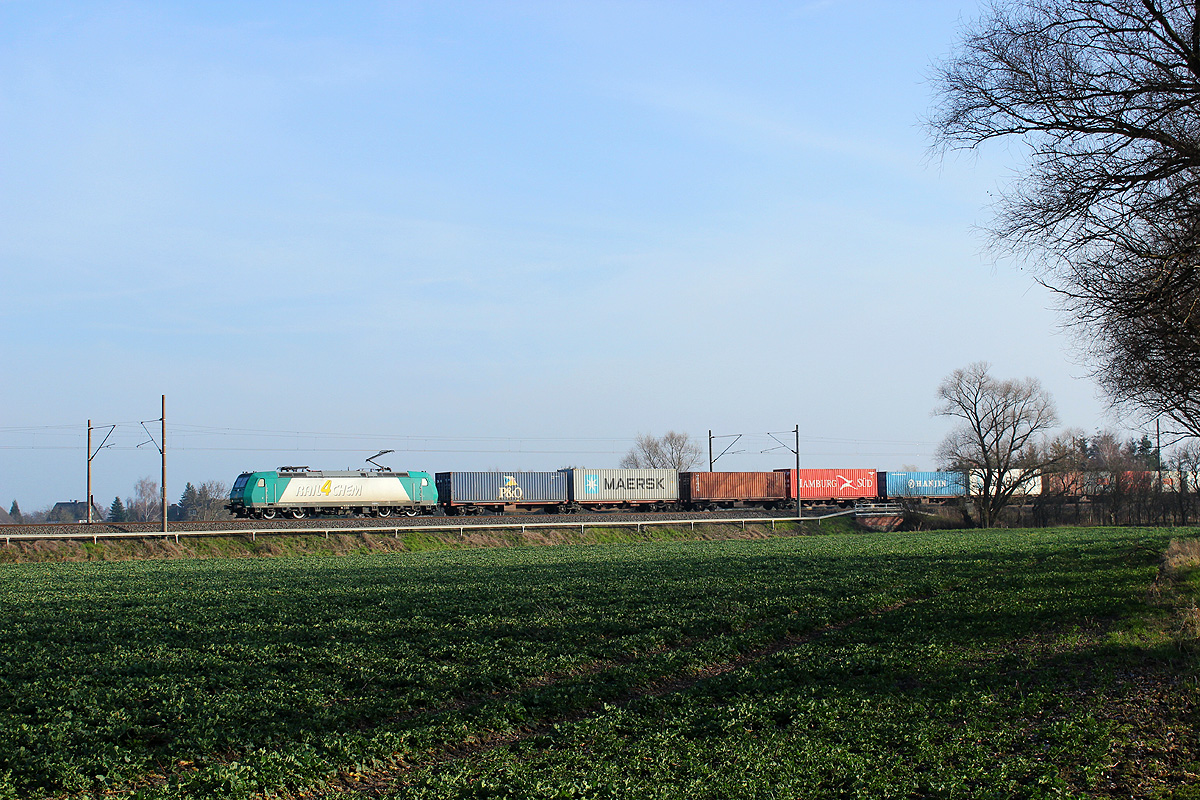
[0,528,1197,798]
[0,517,859,563]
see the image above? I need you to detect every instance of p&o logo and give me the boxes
[498,475,524,500]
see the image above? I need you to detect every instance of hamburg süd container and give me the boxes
[776,468,878,501]
[568,469,679,505]
[681,472,788,503]
[435,471,568,509]
[883,471,965,499]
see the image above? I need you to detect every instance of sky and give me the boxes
[1,0,1125,511]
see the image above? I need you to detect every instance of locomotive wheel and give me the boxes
[403,508,420,517]
[290,508,306,519]
[377,507,393,518]
[261,508,276,520]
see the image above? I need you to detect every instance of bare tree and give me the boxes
[193,480,232,521]
[928,0,1200,436]
[620,431,703,470]
[126,477,162,522]
[934,362,1061,527]
[1168,441,1200,524]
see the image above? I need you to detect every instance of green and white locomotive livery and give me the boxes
[228,467,437,519]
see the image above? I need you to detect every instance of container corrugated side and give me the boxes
[968,470,1042,496]
[435,471,567,505]
[884,471,965,499]
[776,469,879,500]
[569,469,679,503]
[683,472,787,501]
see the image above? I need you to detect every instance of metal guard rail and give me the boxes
[2,509,862,546]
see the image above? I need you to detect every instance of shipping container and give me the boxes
[1041,471,1100,496]
[883,471,965,499]
[435,471,568,512]
[1044,470,1180,496]
[775,469,879,501]
[681,472,788,507]
[968,470,1042,496]
[568,469,679,506]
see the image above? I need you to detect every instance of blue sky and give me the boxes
[1,1,1118,510]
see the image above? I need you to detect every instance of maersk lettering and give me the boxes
[603,478,666,491]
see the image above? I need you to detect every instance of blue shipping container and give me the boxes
[885,471,965,499]
[435,471,568,506]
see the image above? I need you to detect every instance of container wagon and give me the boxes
[776,468,879,505]
[680,471,789,510]
[436,471,568,515]
[881,471,965,502]
[568,469,679,511]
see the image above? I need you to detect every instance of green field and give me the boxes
[0,528,1196,799]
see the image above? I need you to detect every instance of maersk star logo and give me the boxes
[585,474,599,493]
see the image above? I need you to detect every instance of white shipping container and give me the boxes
[968,469,1042,496]
[569,469,679,503]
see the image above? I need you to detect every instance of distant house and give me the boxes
[47,501,104,523]
[0,507,11,524]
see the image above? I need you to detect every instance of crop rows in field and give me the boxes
[0,528,1194,799]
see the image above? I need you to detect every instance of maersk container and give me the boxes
[681,472,788,503]
[884,471,965,499]
[569,469,679,504]
[435,471,568,509]
[776,468,878,501]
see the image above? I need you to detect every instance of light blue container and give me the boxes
[884,471,965,499]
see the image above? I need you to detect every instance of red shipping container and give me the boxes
[682,472,788,502]
[775,469,879,500]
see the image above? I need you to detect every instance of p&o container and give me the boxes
[435,471,568,510]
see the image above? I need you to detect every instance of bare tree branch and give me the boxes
[929,0,1200,436]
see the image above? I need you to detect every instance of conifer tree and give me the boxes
[8,500,21,523]
[108,496,127,523]
[179,483,199,522]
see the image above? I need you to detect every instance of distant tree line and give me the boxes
[8,477,231,524]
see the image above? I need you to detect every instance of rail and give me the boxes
[1,509,862,545]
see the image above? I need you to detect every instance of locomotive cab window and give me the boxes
[257,478,266,488]
[421,478,429,487]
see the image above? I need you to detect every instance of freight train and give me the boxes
[226,466,978,519]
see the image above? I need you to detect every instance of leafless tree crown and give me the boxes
[929,0,1200,435]
[620,431,703,471]
[934,362,1061,526]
